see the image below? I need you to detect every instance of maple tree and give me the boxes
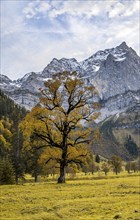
[20,71,100,183]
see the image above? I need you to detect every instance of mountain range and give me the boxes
[0,42,140,160]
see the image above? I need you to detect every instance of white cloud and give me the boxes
[124,1,139,16]
[36,2,51,13]
[23,0,51,19]
[22,0,139,20]
[1,1,25,36]
[49,1,108,18]
[1,0,139,80]
[23,2,36,18]
[109,2,125,18]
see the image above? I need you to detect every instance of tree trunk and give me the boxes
[34,173,38,182]
[58,123,68,184]
[58,162,65,183]
[15,173,19,184]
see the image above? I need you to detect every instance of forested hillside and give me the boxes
[93,105,140,161]
[0,89,27,184]
[0,89,27,121]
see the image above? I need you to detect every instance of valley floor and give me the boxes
[0,173,140,220]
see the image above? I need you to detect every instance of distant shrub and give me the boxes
[101,162,110,176]
[95,154,100,163]
[110,155,122,175]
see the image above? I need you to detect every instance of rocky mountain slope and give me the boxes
[93,103,140,160]
[0,42,140,160]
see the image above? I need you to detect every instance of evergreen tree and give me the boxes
[124,135,138,158]
[95,154,100,163]
[0,158,15,184]
[0,89,27,121]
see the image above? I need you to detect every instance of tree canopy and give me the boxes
[20,71,101,183]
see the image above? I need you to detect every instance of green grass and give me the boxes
[0,173,140,220]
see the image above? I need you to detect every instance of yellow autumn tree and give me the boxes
[0,118,12,158]
[20,71,100,183]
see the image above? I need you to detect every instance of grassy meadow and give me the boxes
[0,173,140,220]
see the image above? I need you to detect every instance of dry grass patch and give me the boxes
[0,174,140,220]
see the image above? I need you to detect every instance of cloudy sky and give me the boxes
[1,0,139,80]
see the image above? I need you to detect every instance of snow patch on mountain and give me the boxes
[114,57,126,62]
[1,42,140,118]
[43,77,52,81]
[95,107,127,123]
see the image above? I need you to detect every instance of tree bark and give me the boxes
[58,125,67,183]
[34,173,38,182]
[58,162,66,183]
[15,174,19,184]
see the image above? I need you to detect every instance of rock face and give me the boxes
[94,103,140,160]
[1,42,139,114]
[0,42,140,159]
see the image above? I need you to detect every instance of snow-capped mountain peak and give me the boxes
[1,42,139,122]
